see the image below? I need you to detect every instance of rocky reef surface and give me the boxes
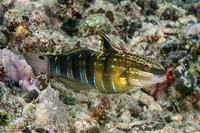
[0,0,200,132]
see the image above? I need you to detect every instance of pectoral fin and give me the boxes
[119,71,129,86]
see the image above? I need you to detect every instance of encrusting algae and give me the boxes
[24,32,166,94]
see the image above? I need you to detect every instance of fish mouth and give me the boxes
[139,75,166,88]
[153,74,166,83]
[128,74,166,88]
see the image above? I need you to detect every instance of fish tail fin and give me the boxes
[23,52,49,73]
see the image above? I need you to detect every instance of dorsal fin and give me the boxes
[63,48,95,55]
[98,32,123,54]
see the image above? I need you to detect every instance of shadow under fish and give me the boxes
[24,32,166,94]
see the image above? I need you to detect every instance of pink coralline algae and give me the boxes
[0,49,39,91]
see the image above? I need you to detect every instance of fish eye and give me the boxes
[144,62,152,70]
[39,56,44,60]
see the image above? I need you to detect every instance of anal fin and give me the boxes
[53,75,93,91]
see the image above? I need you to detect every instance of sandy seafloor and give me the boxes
[0,0,200,132]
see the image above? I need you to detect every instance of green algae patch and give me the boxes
[83,14,109,27]
[80,14,111,34]
[22,104,33,119]
[0,111,11,125]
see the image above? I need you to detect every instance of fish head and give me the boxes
[123,58,166,88]
[23,52,49,73]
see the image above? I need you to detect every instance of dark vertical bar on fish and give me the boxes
[59,56,67,76]
[71,54,81,81]
[85,53,95,88]
[50,56,56,74]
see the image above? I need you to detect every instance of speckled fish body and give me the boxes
[24,33,166,94]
